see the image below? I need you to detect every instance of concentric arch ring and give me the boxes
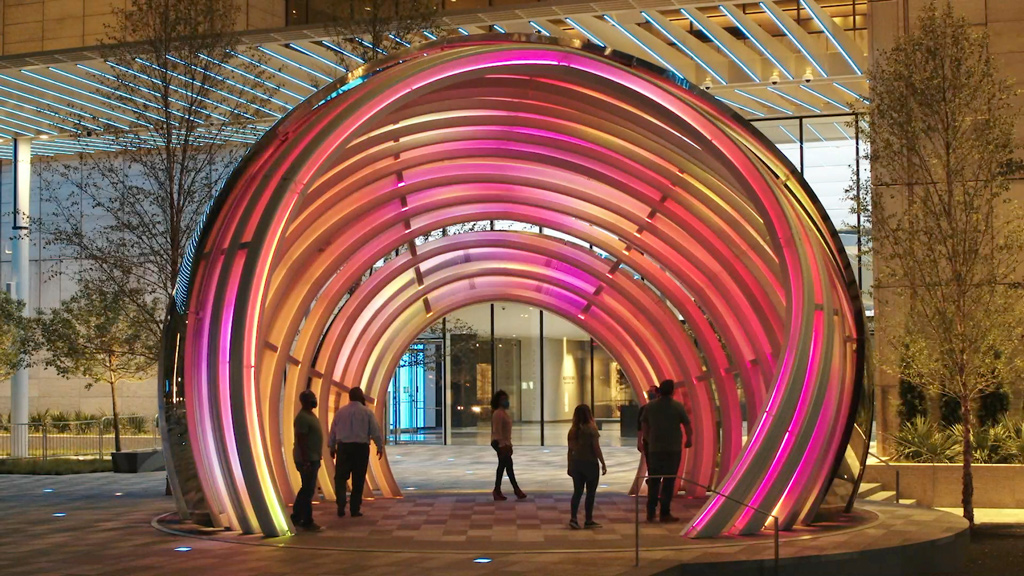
[158,34,869,540]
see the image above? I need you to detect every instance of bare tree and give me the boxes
[325,0,443,66]
[40,0,271,343]
[866,1,1024,527]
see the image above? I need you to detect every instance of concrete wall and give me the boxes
[0,0,286,56]
[0,154,158,418]
[867,0,1024,453]
[864,463,1024,508]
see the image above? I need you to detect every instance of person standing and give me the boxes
[490,390,527,501]
[292,389,324,531]
[329,387,384,518]
[636,385,660,456]
[567,404,607,529]
[641,379,693,523]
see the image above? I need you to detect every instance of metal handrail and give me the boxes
[633,473,780,575]
[867,450,900,504]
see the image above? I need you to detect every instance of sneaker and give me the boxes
[569,519,581,530]
[584,521,602,529]
[660,514,681,523]
[351,511,364,518]
[300,522,324,532]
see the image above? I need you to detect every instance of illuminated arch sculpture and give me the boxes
[160,35,869,539]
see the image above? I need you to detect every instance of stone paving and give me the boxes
[0,445,971,576]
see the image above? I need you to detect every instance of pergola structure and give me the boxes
[160,34,868,539]
[0,0,867,158]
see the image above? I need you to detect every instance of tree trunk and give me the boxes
[111,383,122,453]
[961,394,974,527]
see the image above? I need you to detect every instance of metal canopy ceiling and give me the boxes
[0,0,867,159]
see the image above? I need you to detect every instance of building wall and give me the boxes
[0,0,286,56]
[867,0,1024,451]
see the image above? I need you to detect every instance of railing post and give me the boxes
[773,515,780,576]
[895,469,900,504]
[42,424,47,461]
[98,420,104,459]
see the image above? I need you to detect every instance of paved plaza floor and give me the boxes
[0,445,974,576]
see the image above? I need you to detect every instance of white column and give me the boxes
[10,137,30,458]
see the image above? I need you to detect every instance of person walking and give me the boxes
[291,389,323,531]
[490,390,527,501]
[329,387,384,518]
[640,379,693,523]
[567,404,607,529]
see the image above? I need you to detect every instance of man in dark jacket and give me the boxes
[640,379,693,522]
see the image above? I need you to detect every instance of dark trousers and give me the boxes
[492,442,521,492]
[335,442,370,513]
[646,450,682,517]
[292,460,320,527]
[570,459,600,522]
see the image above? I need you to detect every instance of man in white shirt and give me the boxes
[329,387,384,518]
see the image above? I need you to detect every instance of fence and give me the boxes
[0,415,160,460]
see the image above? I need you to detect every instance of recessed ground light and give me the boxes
[406,487,417,490]
[465,470,474,474]
[114,492,123,496]
[52,513,66,517]
[395,455,403,459]
[43,489,54,493]
[599,484,609,488]
[542,449,550,453]
[448,458,455,461]
[174,547,192,552]
[473,558,492,563]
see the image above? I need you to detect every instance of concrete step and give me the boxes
[866,490,897,503]
[858,482,883,498]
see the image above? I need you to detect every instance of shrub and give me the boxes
[889,416,962,463]
[897,376,928,424]
[48,410,73,433]
[0,458,113,475]
[978,385,1011,428]
[940,395,962,427]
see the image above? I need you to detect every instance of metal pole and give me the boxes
[635,478,640,567]
[442,316,448,446]
[774,516,780,576]
[798,118,805,174]
[855,116,863,289]
[539,310,545,446]
[42,424,47,461]
[10,137,31,458]
[896,469,900,504]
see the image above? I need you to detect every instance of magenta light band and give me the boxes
[165,36,865,538]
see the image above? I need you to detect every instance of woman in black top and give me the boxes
[567,404,607,529]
